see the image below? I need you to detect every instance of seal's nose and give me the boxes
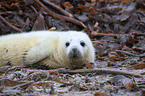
[72,48,77,53]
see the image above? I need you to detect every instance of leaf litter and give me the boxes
[0,0,145,95]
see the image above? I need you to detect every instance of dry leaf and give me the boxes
[32,12,46,31]
[0,79,27,87]
[94,92,110,96]
[84,58,94,69]
[121,0,132,4]
[129,63,145,69]
[125,81,139,91]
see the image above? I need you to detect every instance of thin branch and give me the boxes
[115,50,145,57]
[42,0,73,17]
[91,31,117,37]
[33,0,86,28]
[132,32,145,36]
[0,15,22,32]
[30,5,39,16]
[58,68,142,78]
[84,58,94,69]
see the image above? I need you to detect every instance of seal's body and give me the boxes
[0,30,95,69]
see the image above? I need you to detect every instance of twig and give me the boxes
[42,0,73,17]
[11,82,33,89]
[84,58,94,69]
[58,68,142,78]
[0,15,22,32]
[92,31,145,37]
[92,41,103,44]
[5,66,27,74]
[115,50,145,57]
[33,0,86,28]
[129,63,145,69]
[132,32,145,36]
[91,31,117,37]
[30,5,38,15]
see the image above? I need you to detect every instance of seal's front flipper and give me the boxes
[23,45,50,65]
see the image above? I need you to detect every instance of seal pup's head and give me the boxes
[65,38,87,69]
[57,31,95,69]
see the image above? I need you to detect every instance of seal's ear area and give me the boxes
[87,44,95,63]
[83,39,95,63]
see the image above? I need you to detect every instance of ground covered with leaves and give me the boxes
[0,0,145,96]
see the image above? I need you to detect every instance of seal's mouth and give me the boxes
[71,53,79,58]
[68,56,84,69]
[67,47,84,69]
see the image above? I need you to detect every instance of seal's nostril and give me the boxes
[72,48,77,52]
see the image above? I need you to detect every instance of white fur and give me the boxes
[0,30,95,68]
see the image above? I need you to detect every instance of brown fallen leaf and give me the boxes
[0,79,27,87]
[0,87,4,92]
[0,71,5,75]
[121,0,132,4]
[94,92,110,96]
[47,69,59,75]
[129,63,145,69]
[119,2,136,21]
[108,51,119,58]
[63,2,74,11]
[126,35,138,47]
[11,82,33,89]
[30,81,52,87]
[108,51,126,61]
[69,83,87,91]
[84,58,94,69]
[125,81,139,91]
[56,81,73,87]
[32,12,46,31]
[27,71,48,81]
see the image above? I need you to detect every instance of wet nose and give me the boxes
[72,48,77,53]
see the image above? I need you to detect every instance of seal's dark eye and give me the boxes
[80,41,85,47]
[65,42,70,47]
